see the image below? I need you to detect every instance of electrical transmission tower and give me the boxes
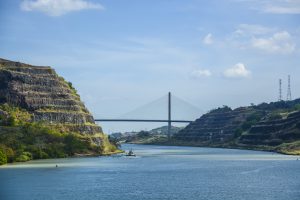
[287,75,292,101]
[278,79,282,101]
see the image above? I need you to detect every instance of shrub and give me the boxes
[0,148,7,165]
[15,152,32,162]
[0,115,4,125]
[27,145,49,159]
[268,113,282,120]
[6,116,16,126]
[246,111,264,122]
[268,139,283,146]
[241,111,265,131]
[137,131,150,138]
[293,104,300,111]
[234,128,243,138]
[0,104,31,126]
[40,151,49,159]
[210,106,232,113]
[0,145,15,163]
[44,144,66,158]
[67,81,78,95]
[241,121,254,131]
[64,134,89,156]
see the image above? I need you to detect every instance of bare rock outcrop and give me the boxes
[173,106,253,144]
[0,58,102,135]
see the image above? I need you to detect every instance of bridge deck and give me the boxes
[94,119,192,123]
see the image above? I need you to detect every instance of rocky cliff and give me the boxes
[240,110,300,146]
[0,58,117,158]
[173,106,253,144]
[0,58,99,132]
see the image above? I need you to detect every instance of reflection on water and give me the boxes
[1,144,300,200]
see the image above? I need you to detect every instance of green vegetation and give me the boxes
[15,152,32,162]
[294,104,300,111]
[209,105,232,114]
[0,104,118,165]
[0,104,31,126]
[110,125,184,145]
[276,141,300,155]
[134,99,300,155]
[240,111,265,131]
[67,81,77,94]
[0,148,7,165]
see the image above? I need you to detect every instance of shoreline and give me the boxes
[1,144,299,168]
[125,141,300,156]
[0,149,124,166]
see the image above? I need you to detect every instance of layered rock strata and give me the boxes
[240,110,300,146]
[0,58,101,135]
[172,100,300,151]
[173,107,252,144]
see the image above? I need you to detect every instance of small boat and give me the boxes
[126,149,136,156]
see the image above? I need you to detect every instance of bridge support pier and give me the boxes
[168,92,171,141]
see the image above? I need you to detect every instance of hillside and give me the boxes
[167,100,300,155]
[110,125,183,144]
[129,100,300,155]
[0,58,119,165]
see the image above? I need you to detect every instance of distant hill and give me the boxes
[134,99,300,155]
[149,125,183,135]
[110,125,183,144]
[169,99,300,155]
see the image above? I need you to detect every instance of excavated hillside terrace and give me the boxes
[174,107,253,144]
[240,110,300,145]
[0,58,102,135]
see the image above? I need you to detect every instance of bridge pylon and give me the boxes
[168,92,171,141]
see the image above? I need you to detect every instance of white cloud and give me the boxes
[251,31,296,54]
[237,0,300,14]
[223,63,251,78]
[190,69,212,78]
[263,0,300,14]
[234,24,274,36]
[20,0,104,16]
[203,33,213,45]
[232,24,296,54]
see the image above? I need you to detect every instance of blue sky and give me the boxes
[1,0,300,132]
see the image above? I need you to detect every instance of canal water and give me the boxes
[0,144,299,200]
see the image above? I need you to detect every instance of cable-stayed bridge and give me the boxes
[95,92,202,138]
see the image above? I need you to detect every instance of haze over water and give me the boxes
[1,144,299,200]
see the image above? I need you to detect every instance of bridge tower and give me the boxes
[168,92,171,140]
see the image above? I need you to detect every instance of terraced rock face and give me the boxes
[173,106,252,144]
[172,99,300,154]
[0,58,101,135]
[240,110,300,146]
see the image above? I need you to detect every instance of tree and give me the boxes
[6,116,16,126]
[64,134,87,156]
[0,149,7,165]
